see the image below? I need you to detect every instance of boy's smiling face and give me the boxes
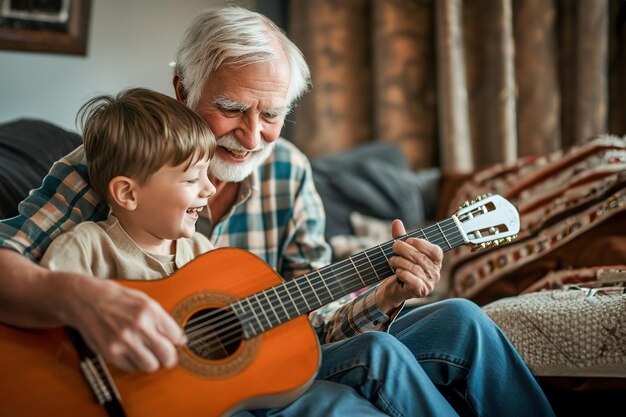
[122,155,215,253]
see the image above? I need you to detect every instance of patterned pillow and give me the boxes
[441,134,626,305]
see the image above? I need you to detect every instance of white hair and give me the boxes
[174,6,310,111]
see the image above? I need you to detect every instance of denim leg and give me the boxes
[389,298,556,417]
[317,332,459,417]
[232,380,390,417]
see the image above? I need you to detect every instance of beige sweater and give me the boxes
[40,216,213,280]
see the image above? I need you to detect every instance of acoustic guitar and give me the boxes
[0,194,519,417]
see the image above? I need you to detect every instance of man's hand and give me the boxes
[375,219,443,314]
[0,249,184,374]
[63,274,186,373]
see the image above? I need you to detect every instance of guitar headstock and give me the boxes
[453,194,520,251]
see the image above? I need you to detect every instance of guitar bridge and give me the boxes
[65,327,127,417]
[79,357,113,405]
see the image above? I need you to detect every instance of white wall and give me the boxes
[0,0,253,133]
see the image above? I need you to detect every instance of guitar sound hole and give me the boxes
[184,307,242,360]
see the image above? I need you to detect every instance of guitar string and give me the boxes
[183,219,467,347]
[183,220,470,350]
[186,232,467,351]
[183,219,465,347]
[183,218,461,333]
[185,233,469,352]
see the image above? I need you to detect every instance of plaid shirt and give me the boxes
[0,138,391,342]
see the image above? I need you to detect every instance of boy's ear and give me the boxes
[109,176,138,210]
[173,75,188,104]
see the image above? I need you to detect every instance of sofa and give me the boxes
[1,118,624,416]
[0,119,82,219]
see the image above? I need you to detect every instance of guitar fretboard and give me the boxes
[230,217,464,339]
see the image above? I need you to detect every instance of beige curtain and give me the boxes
[289,0,626,172]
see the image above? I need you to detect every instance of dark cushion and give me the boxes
[0,119,82,219]
[312,142,440,239]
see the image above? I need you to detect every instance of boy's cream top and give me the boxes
[40,215,213,280]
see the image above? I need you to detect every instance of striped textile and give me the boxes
[441,135,626,305]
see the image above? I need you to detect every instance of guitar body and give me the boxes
[0,248,321,417]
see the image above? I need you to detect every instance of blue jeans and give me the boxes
[235,298,555,417]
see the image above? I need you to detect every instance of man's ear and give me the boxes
[173,75,188,104]
[109,176,138,210]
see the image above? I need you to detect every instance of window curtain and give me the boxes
[288,0,626,172]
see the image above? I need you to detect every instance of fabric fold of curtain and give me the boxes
[289,0,626,172]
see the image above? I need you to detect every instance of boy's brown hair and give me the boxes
[77,87,215,201]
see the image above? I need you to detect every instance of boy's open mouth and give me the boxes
[186,206,204,218]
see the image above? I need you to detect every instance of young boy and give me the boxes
[40,88,216,279]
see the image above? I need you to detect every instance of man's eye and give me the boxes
[221,106,244,115]
[263,113,281,123]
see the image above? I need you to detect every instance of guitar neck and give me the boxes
[231,216,466,339]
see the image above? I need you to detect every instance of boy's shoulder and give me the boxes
[55,219,107,242]
[41,219,111,269]
[43,220,112,258]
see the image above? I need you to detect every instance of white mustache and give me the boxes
[217,133,266,153]
[210,133,275,182]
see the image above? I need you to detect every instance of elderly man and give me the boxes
[0,6,554,417]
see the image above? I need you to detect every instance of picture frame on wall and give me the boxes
[0,0,91,56]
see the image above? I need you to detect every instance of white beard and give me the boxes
[210,133,275,183]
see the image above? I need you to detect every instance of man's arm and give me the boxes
[279,150,442,342]
[313,222,443,344]
[0,248,75,327]
[0,248,185,372]
[0,146,109,261]
[267,142,443,343]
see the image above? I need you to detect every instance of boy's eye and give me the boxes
[186,178,200,184]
